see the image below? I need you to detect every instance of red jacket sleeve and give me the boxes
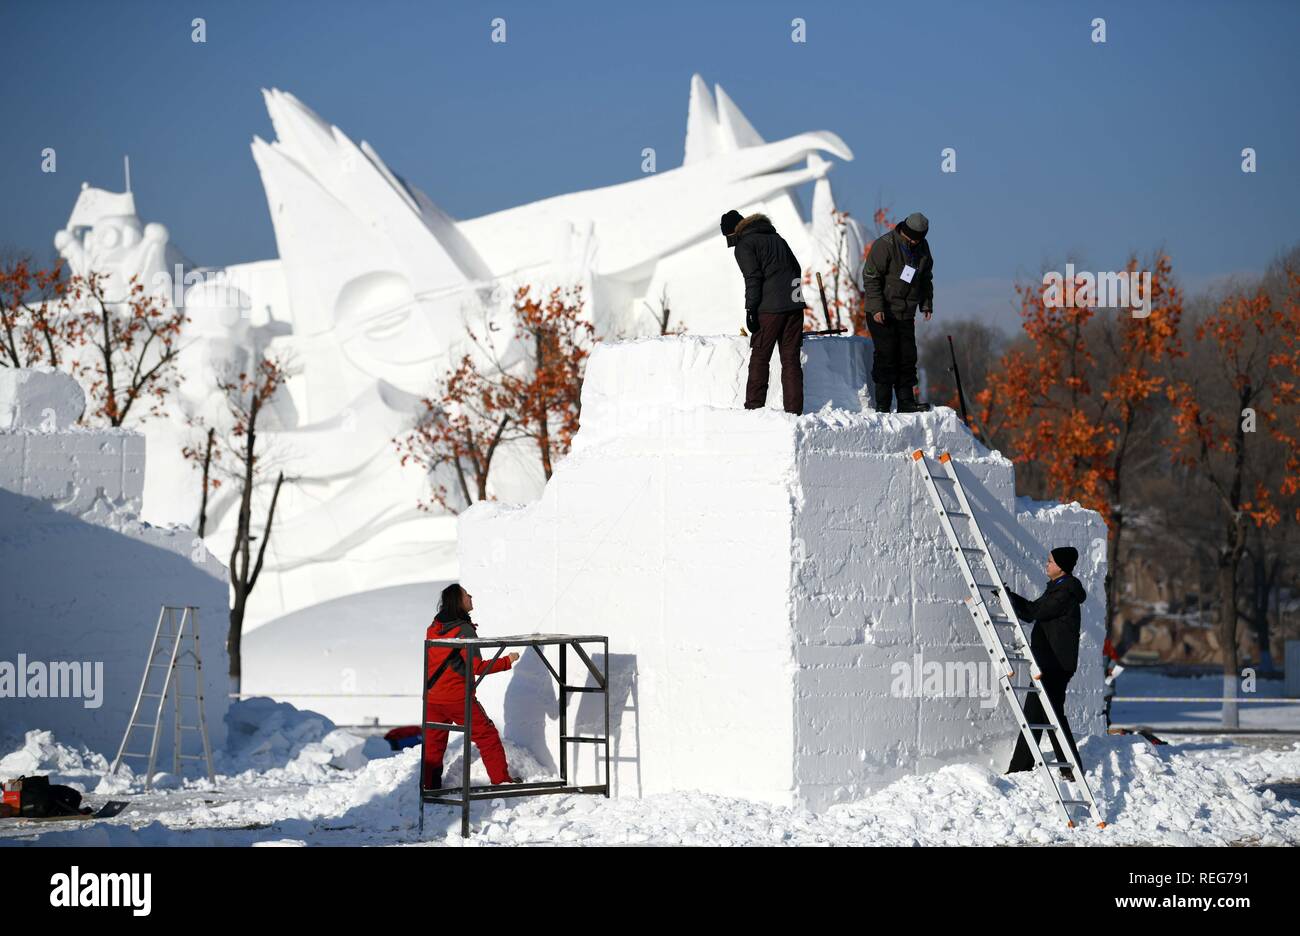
[472,655,512,677]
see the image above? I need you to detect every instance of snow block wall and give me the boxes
[0,370,230,767]
[457,336,1106,811]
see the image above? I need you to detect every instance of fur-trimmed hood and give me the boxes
[734,213,776,237]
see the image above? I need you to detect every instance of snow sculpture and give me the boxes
[458,336,1107,810]
[50,76,867,629]
[54,183,189,302]
[0,369,229,761]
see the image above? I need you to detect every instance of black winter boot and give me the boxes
[895,385,931,413]
[872,382,893,412]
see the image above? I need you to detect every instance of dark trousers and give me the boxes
[1008,667,1082,772]
[745,311,804,414]
[865,312,919,390]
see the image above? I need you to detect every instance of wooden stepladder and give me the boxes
[110,605,216,791]
[912,451,1104,829]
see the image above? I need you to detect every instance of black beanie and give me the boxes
[1051,547,1079,575]
[720,209,743,238]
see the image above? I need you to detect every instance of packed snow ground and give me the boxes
[1,700,1297,846]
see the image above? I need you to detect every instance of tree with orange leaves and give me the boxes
[395,352,518,512]
[0,256,67,368]
[400,284,595,512]
[63,271,188,426]
[976,253,1184,628]
[1166,267,1300,726]
[480,285,595,481]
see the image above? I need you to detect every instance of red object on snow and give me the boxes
[384,725,422,750]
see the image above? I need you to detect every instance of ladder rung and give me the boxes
[1009,684,1041,691]
[177,754,208,760]
[1043,760,1072,768]
[560,736,608,745]
[1025,723,1057,731]
[942,510,971,519]
[119,752,150,758]
[1060,800,1092,807]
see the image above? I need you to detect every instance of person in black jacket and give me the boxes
[1005,546,1086,778]
[861,212,934,413]
[722,209,806,414]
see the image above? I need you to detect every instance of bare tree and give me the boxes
[210,353,292,693]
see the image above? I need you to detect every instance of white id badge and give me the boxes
[900,264,916,284]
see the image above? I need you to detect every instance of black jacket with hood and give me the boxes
[732,213,806,315]
[1008,575,1086,675]
[861,228,934,322]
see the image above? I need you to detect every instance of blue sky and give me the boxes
[1,0,1296,329]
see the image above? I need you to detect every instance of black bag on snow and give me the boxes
[13,775,87,817]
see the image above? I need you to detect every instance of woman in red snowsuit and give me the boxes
[423,583,519,790]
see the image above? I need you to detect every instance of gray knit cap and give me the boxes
[897,212,929,241]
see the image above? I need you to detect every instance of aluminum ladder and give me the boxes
[110,605,216,791]
[912,450,1104,829]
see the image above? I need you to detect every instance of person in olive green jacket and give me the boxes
[861,211,934,413]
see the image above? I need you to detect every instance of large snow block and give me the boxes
[459,336,1106,811]
[0,365,86,431]
[0,370,229,767]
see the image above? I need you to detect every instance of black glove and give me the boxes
[746,310,759,334]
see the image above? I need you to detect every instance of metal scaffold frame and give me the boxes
[418,634,611,838]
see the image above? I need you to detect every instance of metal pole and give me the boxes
[462,641,472,839]
[172,610,182,775]
[948,335,969,426]
[603,639,610,797]
[418,637,427,837]
[559,643,568,785]
[190,607,215,784]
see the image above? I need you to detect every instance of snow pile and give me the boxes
[0,699,395,801]
[0,368,230,764]
[458,335,1108,811]
[221,698,389,779]
[0,730,109,783]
